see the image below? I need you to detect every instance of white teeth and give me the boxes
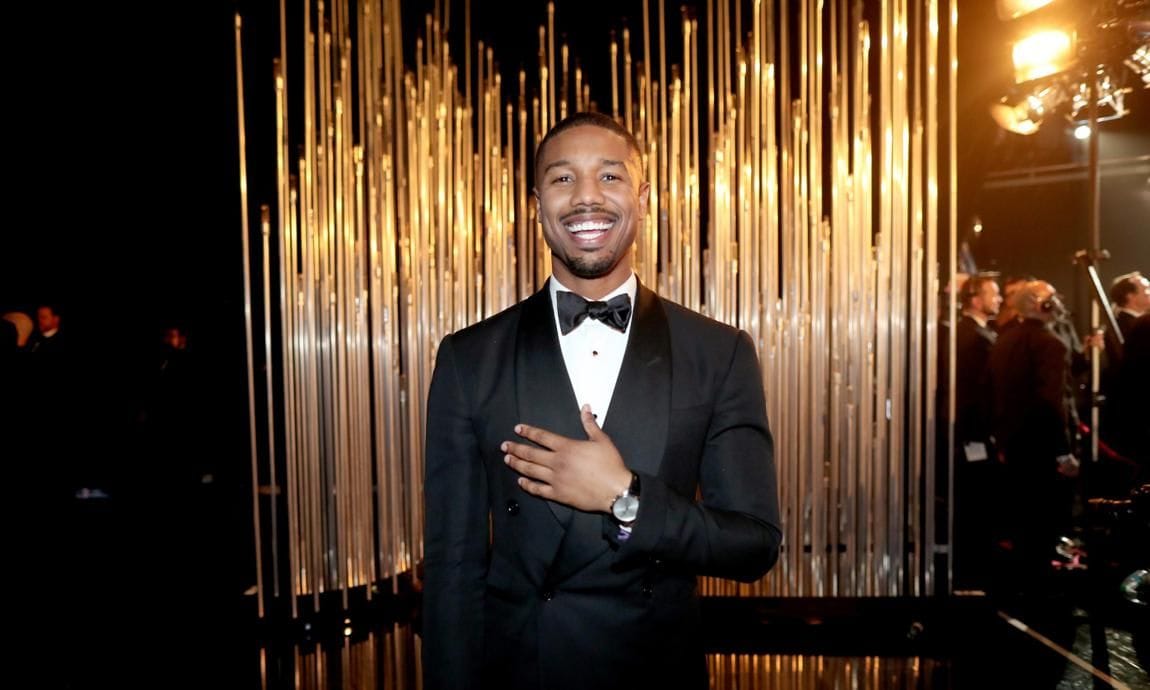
[566,220,613,232]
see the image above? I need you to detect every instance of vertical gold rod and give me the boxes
[810,0,827,599]
[873,0,891,597]
[575,66,584,117]
[623,28,633,133]
[302,0,318,607]
[642,0,657,292]
[946,0,958,596]
[261,202,283,601]
[909,100,924,596]
[662,0,671,296]
[856,17,873,598]
[518,71,528,298]
[235,11,266,620]
[611,37,619,119]
[685,17,694,310]
[924,0,941,596]
[548,3,556,129]
[561,43,570,120]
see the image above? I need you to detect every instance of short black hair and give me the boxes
[533,112,643,184]
[1109,271,1144,307]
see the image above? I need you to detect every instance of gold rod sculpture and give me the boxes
[239,0,953,613]
[235,12,265,619]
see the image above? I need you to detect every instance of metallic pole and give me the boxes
[235,12,265,618]
[1087,67,1101,466]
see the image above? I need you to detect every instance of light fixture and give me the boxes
[996,0,1056,22]
[990,3,1148,137]
[1068,68,1131,123]
[1011,28,1076,83]
[989,84,1062,135]
[1074,124,1091,140]
[1125,42,1150,88]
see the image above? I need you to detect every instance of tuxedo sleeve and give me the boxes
[614,330,781,582]
[422,334,488,690]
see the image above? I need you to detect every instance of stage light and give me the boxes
[996,0,1056,22]
[991,3,1147,137]
[1068,69,1131,123]
[1126,42,1150,88]
[1074,124,1091,139]
[989,85,1061,135]
[1011,28,1075,83]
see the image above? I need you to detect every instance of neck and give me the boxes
[552,262,634,300]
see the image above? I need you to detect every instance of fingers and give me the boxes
[502,440,555,482]
[516,476,556,500]
[502,439,545,464]
[513,423,566,450]
[580,404,604,440]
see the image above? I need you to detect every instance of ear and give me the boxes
[638,180,651,215]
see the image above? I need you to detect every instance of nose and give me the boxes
[571,175,604,207]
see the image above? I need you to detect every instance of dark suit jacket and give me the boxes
[989,318,1072,463]
[422,281,781,690]
[955,315,996,445]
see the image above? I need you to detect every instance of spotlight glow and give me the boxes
[1012,29,1075,83]
[996,0,1056,21]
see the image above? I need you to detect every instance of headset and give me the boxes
[1040,292,1069,320]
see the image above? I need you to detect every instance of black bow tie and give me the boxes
[556,291,633,335]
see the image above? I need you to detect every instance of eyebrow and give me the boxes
[542,158,628,175]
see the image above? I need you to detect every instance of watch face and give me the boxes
[612,494,640,523]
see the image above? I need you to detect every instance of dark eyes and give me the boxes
[549,173,621,184]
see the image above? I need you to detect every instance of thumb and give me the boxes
[580,404,604,439]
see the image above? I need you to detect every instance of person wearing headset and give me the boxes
[987,280,1081,596]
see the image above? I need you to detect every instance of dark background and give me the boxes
[2,0,1144,382]
[0,2,1144,684]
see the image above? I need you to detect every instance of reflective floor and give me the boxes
[43,494,1148,690]
[249,611,1146,690]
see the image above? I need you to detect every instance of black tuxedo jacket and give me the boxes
[989,317,1072,462]
[422,281,781,690]
[955,315,996,444]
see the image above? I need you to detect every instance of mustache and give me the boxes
[559,206,618,223]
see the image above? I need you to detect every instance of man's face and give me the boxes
[534,125,650,288]
[37,307,59,334]
[1127,275,1150,313]
[974,281,1002,318]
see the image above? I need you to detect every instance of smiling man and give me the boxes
[422,112,781,690]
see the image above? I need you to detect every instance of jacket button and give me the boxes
[506,500,520,516]
[541,589,554,601]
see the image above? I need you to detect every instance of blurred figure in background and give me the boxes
[993,274,1033,335]
[989,280,1080,597]
[953,273,1001,589]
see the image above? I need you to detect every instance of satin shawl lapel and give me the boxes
[515,283,583,527]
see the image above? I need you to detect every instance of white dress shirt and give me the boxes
[549,273,637,427]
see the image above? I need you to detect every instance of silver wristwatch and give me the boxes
[610,472,641,525]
